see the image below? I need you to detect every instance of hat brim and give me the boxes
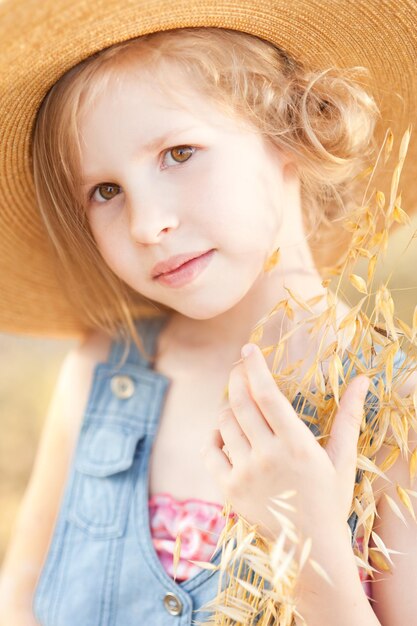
[1,0,416,336]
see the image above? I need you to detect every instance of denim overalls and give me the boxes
[33,313,402,625]
[33,314,227,626]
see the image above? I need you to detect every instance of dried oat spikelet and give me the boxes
[264,248,281,273]
[170,532,182,581]
[195,492,308,626]
[197,127,417,625]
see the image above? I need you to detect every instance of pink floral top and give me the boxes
[148,492,231,581]
[149,492,372,598]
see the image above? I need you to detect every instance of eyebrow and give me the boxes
[81,124,202,185]
[143,125,200,153]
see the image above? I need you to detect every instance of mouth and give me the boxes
[151,249,213,279]
[153,249,215,288]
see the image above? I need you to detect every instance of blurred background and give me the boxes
[0,333,76,564]
[1,214,417,567]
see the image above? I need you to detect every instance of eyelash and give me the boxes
[87,145,197,204]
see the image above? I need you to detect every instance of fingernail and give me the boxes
[241,343,255,358]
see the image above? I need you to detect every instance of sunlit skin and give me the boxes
[78,61,392,625]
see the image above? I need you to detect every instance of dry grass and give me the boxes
[192,127,417,625]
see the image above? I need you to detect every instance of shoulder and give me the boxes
[63,327,112,381]
[51,328,113,442]
[0,328,115,602]
[70,327,113,368]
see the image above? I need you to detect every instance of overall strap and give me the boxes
[106,314,170,369]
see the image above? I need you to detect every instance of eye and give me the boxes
[162,145,196,167]
[89,183,121,204]
[87,145,196,205]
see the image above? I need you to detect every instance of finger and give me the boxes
[218,405,251,464]
[240,343,314,442]
[227,366,274,448]
[200,428,232,482]
[326,375,370,472]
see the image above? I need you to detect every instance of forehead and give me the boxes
[77,56,254,139]
[76,59,268,187]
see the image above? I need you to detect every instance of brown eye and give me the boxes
[164,145,195,165]
[91,184,120,203]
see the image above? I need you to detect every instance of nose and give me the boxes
[125,186,180,244]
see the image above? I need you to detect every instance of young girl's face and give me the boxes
[79,60,296,320]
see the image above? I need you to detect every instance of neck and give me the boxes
[156,249,330,367]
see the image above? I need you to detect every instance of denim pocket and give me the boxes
[67,420,146,538]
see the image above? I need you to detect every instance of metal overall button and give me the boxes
[163,591,183,616]
[110,374,135,399]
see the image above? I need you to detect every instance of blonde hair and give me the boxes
[32,27,379,360]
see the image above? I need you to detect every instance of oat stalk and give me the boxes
[191,127,416,625]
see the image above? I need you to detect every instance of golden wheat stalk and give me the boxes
[187,126,416,626]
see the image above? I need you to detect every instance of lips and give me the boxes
[154,249,215,288]
[151,249,213,278]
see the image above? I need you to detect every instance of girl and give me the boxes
[0,1,416,624]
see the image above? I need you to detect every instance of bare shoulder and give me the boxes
[0,328,113,614]
[55,328,112,441]
[68,326,112,370]
[21,327,113,478]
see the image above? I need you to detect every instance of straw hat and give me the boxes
[0,0,416,338]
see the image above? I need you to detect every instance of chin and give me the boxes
[169,292,247,321]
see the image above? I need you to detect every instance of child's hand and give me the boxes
[201,343,370,544]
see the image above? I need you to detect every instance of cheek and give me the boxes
[88,219,129,273]
[214,186,281,255]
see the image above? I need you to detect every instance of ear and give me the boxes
[268,142,298,180]
[276,147,298,179]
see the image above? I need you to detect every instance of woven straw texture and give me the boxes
[0,0,416,337]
